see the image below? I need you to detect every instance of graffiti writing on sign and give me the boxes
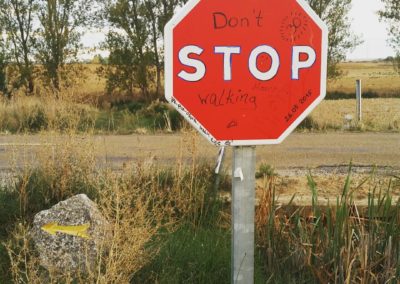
[198,89,257,109]
[280,11,309,42]
[227,120,238,128]
[284,89,312,123]
[213,10,263,29]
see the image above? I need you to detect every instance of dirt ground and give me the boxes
[0,132,399,204]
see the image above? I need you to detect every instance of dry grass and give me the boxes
[1,61,399,134]
[0,95,183,134]
[2,134,163,283]
[259,169,400,206]
[79,64,106,96]
[307,98,400,131]
[0,95,98,134]
[0,91,398,135]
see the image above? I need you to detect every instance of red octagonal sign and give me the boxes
[165,0,328,146]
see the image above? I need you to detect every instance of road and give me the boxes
[0,132,398,205]
[0,132,398,171]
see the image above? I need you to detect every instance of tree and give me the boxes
[0,0,37,94]
[99,32,147,96]
[307,0,361,78]
[379,0,400,72]
[0,30,8,96]
[35,0,95,92]
[102,0,151,99]
[157,0,186,36]
[143,0,161,97]
[101,0,185,100]
[143,0,186,98]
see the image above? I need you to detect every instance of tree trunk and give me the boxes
[28,77,34,94]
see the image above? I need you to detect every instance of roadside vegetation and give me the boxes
[0,89,398,134]
[0,95,185,134]
[0,133,399,283]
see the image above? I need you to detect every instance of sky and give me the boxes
[81,0,396,61]
[347,0,395,60]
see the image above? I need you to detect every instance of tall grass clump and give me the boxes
[0,96,97,133]
[256,167,400,283]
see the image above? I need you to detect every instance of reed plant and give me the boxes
[256,166,400,283]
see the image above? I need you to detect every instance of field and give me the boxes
[0,61,399,135]
[329,61,400,97]
[59,61,400,100]
[0,61,399,283]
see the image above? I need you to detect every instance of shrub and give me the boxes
[256,163,276,179]
[298,116,319,130]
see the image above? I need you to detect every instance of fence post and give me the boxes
[232,146,256,284]
[356,79,362,122]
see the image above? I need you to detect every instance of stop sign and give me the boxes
[165,0,328,146]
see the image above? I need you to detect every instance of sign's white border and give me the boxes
[165,0,328,146]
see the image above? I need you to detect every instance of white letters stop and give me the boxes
[178,45,316,82]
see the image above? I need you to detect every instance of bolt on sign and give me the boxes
[165,0,328,146]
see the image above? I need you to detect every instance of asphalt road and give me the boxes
[0,132,398,171]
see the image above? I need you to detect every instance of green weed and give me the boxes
[256,163,276,179]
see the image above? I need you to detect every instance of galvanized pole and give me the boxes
[356,79,362,122]
[232,146,256,284]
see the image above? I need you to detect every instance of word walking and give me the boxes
[198,89,257,109]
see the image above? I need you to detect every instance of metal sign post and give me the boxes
[356,79,362,122]
[232,146,256,283]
